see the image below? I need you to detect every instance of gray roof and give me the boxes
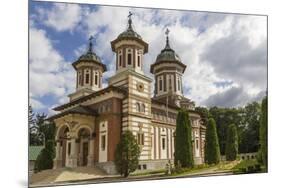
[155,36,181,63]
[72,38,107,72]
[117,17,142,40]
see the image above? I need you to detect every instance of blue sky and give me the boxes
[29,1,267,115]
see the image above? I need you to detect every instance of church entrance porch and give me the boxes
[53,115,96,169]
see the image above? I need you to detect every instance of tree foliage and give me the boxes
[114,130,140,177]
[209,107,244,155]
[195,107,209,126]
[239,102,261,153]
[29,108,56,146]
[259,96,267,168]
[34,140,55,172]
[174,109,194,168]
[208,102,260,155]
[225,124,238,161]
[205,118,221,164]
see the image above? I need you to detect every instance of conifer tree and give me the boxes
[225,124,238,161]
[259,96,267,169]
[205,118,221,164]
[175,109,194,168]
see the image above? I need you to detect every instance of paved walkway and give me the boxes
[30,166,113,187]
[30,161,238,187]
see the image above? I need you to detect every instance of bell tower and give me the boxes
[68,36,107,101]
[110,12,148,76]
[108,12,153,160]
[150,29,187,107]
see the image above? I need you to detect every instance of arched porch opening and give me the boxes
[54,125,70,168]
[77,128,90,166]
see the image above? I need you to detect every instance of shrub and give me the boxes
[34,140,55,172]
[114,130,140,177]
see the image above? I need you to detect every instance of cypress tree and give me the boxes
[174,109,194,168]
[225,124,238,161]
[259,96,267,168]
[205,118,221,164]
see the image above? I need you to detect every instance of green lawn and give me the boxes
[232,159,265,174]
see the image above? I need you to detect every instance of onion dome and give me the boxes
[111,12,148,53]
[117,13,142,40]
[73,36,107,72]
[150,29,186,73]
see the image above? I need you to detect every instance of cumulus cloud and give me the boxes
[29,2,267,113]
[29,26,75,111]
[203,86,266,107]
[36,3,82,32]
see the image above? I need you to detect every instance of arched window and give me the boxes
[118,50,122,67]
[136,102,140,112]
[177,76,181,91]
[159,76,163,91]
[141,103,145,113]
[136,49,142,68]
[78,71,82,86]
[85,69,90,84]
[94,71,99,86]
[168,75,172,91]
[126,48,133,66]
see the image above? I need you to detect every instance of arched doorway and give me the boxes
[77,128,91,166]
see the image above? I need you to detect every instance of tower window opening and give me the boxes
[78,72,82,85]
[168,75,172,91]
[95,72,98,85]
[137,56,140,67]
[85,72,90,84]
[118,50,122,67]
[159,77,163,91]
[162,137,165,150]
[177,77,181,91]
[128,53,132,65]
[119,55,122,67]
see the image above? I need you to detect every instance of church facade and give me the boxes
[49,14,206,174]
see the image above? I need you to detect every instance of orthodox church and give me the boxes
[49,13,206,174]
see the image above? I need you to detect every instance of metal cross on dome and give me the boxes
[128,11,133,18]
[88,35,94,52]
[89,35,94,42]
[165,28,170,36]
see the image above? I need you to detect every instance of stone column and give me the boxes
[53,141,62,169]
[69,138,78,168]
[87,138,94,166]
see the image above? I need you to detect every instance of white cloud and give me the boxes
[29,26,75,111]
[30,3,267,111]
[37,3,82,32]
[30,98,45,110]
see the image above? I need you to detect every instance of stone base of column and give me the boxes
[53,159,62,169]
[67,156,77,168]
[87,155,94,166]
